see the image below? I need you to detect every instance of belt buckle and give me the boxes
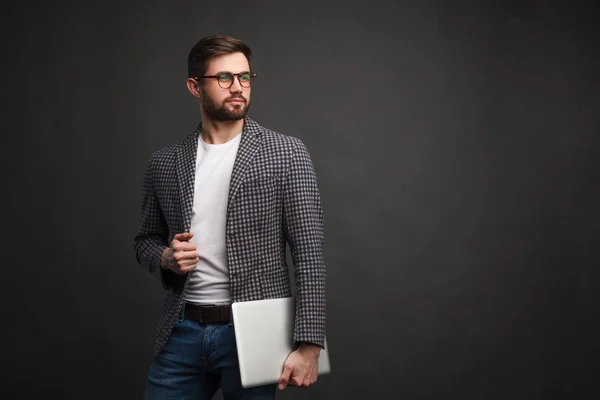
[200,305,217,323]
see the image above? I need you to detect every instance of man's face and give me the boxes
[200,52,251,121]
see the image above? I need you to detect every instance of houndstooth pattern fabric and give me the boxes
[133,117,326,356]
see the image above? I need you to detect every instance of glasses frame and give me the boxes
[197,71,257,89]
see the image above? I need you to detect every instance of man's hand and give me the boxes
[278,343,321,390]
[161,232,198,274]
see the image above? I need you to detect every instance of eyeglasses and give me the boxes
[197,71,257,89]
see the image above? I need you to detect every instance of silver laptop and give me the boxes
[231,297,331,388]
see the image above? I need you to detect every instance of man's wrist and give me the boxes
[160,247,172,269]
[299,342,321,355]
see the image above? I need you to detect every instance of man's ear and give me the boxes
[186,78,201,98]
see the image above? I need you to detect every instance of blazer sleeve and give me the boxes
[133,152,185,290]
[282,139,327,349]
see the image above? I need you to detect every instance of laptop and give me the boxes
[231,297,331,388]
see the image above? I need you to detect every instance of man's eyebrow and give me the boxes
[212,70,250,75]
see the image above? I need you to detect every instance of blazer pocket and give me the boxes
[239,175,280,213]
[241,175,278,193]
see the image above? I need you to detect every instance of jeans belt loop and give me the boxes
[178,303,185,322]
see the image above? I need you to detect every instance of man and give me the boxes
[133,34,327,399]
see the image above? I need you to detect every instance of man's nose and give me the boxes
[229,75,243,92]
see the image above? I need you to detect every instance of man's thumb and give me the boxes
[174,232,193,241]
[278,364,292,390]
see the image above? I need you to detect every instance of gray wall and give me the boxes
[4,0,598,399]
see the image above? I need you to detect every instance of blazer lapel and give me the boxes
[175,117,262,232]
[227,117,263,212]
[176,126,200,233]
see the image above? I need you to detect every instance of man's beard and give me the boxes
[201,89,250,121]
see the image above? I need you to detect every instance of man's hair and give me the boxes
[187,34,252,79]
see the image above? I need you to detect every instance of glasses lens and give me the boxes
[239,73,252,87]
[217,73,233,88]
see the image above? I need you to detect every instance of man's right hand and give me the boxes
[161,232,199,274]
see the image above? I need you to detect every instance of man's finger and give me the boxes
[172,242,197,252]
[179,258,199,267]
[290,376,303,387]
[175,259,199,272]
[173,232,194,241]
[278,364,293,390]
[303,375,316,387]
[179,264,198,273]
[173,250,198,261]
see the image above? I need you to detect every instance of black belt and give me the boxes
[183,303,232,324]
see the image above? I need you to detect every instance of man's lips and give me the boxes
[227,98,245,103]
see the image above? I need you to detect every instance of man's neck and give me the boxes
[200,117,245,145]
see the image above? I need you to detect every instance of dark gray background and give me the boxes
[3,0,598,399]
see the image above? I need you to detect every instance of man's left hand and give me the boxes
[278,343,321,390]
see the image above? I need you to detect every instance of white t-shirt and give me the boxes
[184,131,242,305]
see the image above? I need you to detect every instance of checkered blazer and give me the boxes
[133,117,326,356]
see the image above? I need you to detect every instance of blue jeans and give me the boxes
[143,315,277,399]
